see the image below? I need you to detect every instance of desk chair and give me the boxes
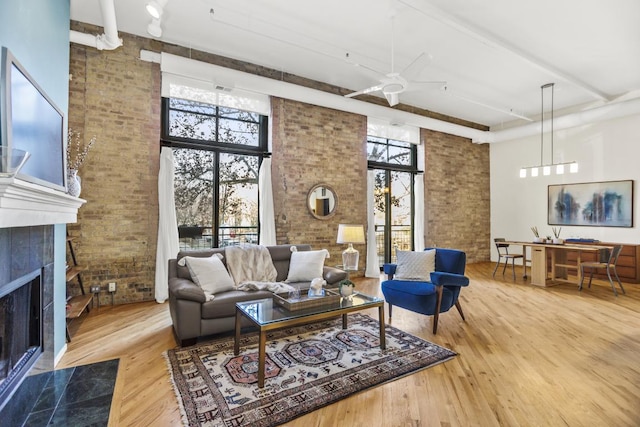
[493,238,523,280]
[579,245,625,296]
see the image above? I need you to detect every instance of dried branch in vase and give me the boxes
[67,128,97,171]
[531,226,539,238]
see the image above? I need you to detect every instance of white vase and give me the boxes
[67,169,82,197]
[340,286,354,297]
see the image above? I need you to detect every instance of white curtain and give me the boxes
[258,158,276,245]
[365,170,380,277]
[414,138,425,250]
[414,173,425,251]
[155,147,180,303]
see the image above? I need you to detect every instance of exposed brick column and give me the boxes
[422,129,490,263]
[271,97,368,267]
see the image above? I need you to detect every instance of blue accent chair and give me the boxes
[381,248,470,334]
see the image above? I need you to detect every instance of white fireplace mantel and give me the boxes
[0,178,86,228]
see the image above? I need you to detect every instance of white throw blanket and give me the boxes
[236,281,295,294]
[225,245,293,293]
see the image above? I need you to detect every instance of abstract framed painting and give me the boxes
[548,180,634,227]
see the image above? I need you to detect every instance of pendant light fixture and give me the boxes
[519,83,578,178]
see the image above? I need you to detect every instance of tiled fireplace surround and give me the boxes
[0,225,56,421]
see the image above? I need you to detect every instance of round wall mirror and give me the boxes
[307,184,337,220]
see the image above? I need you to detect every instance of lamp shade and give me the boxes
[336,224,365,244]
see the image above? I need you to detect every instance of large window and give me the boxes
[367,136,414,167]
[161,98,268,250]
[367,136,418,266]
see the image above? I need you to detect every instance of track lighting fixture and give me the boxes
[145,0,167,20]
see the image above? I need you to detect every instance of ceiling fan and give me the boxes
[344,16,446,107]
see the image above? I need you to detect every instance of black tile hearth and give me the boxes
[1,359,119,427]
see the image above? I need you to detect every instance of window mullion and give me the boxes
[212,152,220,248]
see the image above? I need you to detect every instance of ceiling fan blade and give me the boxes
[344,52,387,81]
[404,81,447,92]
[345,83,386,98]
[384,92,400,106]
[401,52,432,82]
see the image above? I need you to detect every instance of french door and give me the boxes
[373,169,414,267]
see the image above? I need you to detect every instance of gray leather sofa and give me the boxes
[168,244,347,346]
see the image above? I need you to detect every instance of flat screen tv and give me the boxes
[0,47,65,191]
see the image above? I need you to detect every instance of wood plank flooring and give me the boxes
[58,262,640,426]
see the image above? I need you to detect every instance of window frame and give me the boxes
[367,136,420,266]
[160,97,270,248]
[366,135,418,173]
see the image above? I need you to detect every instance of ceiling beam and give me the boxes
[400,0,610,102]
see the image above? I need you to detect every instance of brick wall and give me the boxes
[271,98,368,266]
[68,31,161,305]
[68,23,490,303]
[422,129,491,263]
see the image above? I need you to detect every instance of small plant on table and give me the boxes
[338,279,355,297]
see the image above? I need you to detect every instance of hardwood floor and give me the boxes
[58,262,640,426]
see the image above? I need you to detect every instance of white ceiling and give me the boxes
[70,0,640,128]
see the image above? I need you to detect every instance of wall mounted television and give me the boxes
[0,46,66,191]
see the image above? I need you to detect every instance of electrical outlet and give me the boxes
[90,285,100,293]
[108,282,116,292]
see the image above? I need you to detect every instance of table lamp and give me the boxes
[336,224,365,270]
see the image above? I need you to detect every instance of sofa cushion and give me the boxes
[268,244,311,281]
[182,254,235,300]
[394,249,436,281]
[176,248,226,279]
[201,289,275,319]
[286,249,328,282]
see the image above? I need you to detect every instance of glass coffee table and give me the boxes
[234,292,385,387]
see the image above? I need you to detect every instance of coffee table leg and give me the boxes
[258,330,266,388]
[342,313,348,329]
[234,309,242,355]
[378,305,386,350]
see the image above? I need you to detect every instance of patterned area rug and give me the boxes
[164,314,456,427]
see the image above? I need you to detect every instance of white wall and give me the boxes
[490,113,640,261]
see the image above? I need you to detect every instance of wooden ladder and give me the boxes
[66,232,92,342]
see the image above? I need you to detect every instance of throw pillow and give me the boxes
[286,249,329,282]
[183,254,235,300]
[394,249,436,281]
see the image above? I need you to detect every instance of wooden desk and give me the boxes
[503,241,613,287]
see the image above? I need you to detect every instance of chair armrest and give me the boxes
[168,278,206,303]
[323,266,348,284]
[383,264,397,279]
[430,271,470,287]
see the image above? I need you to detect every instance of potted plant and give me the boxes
[338,279,355,297]
[552,227,563,244]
